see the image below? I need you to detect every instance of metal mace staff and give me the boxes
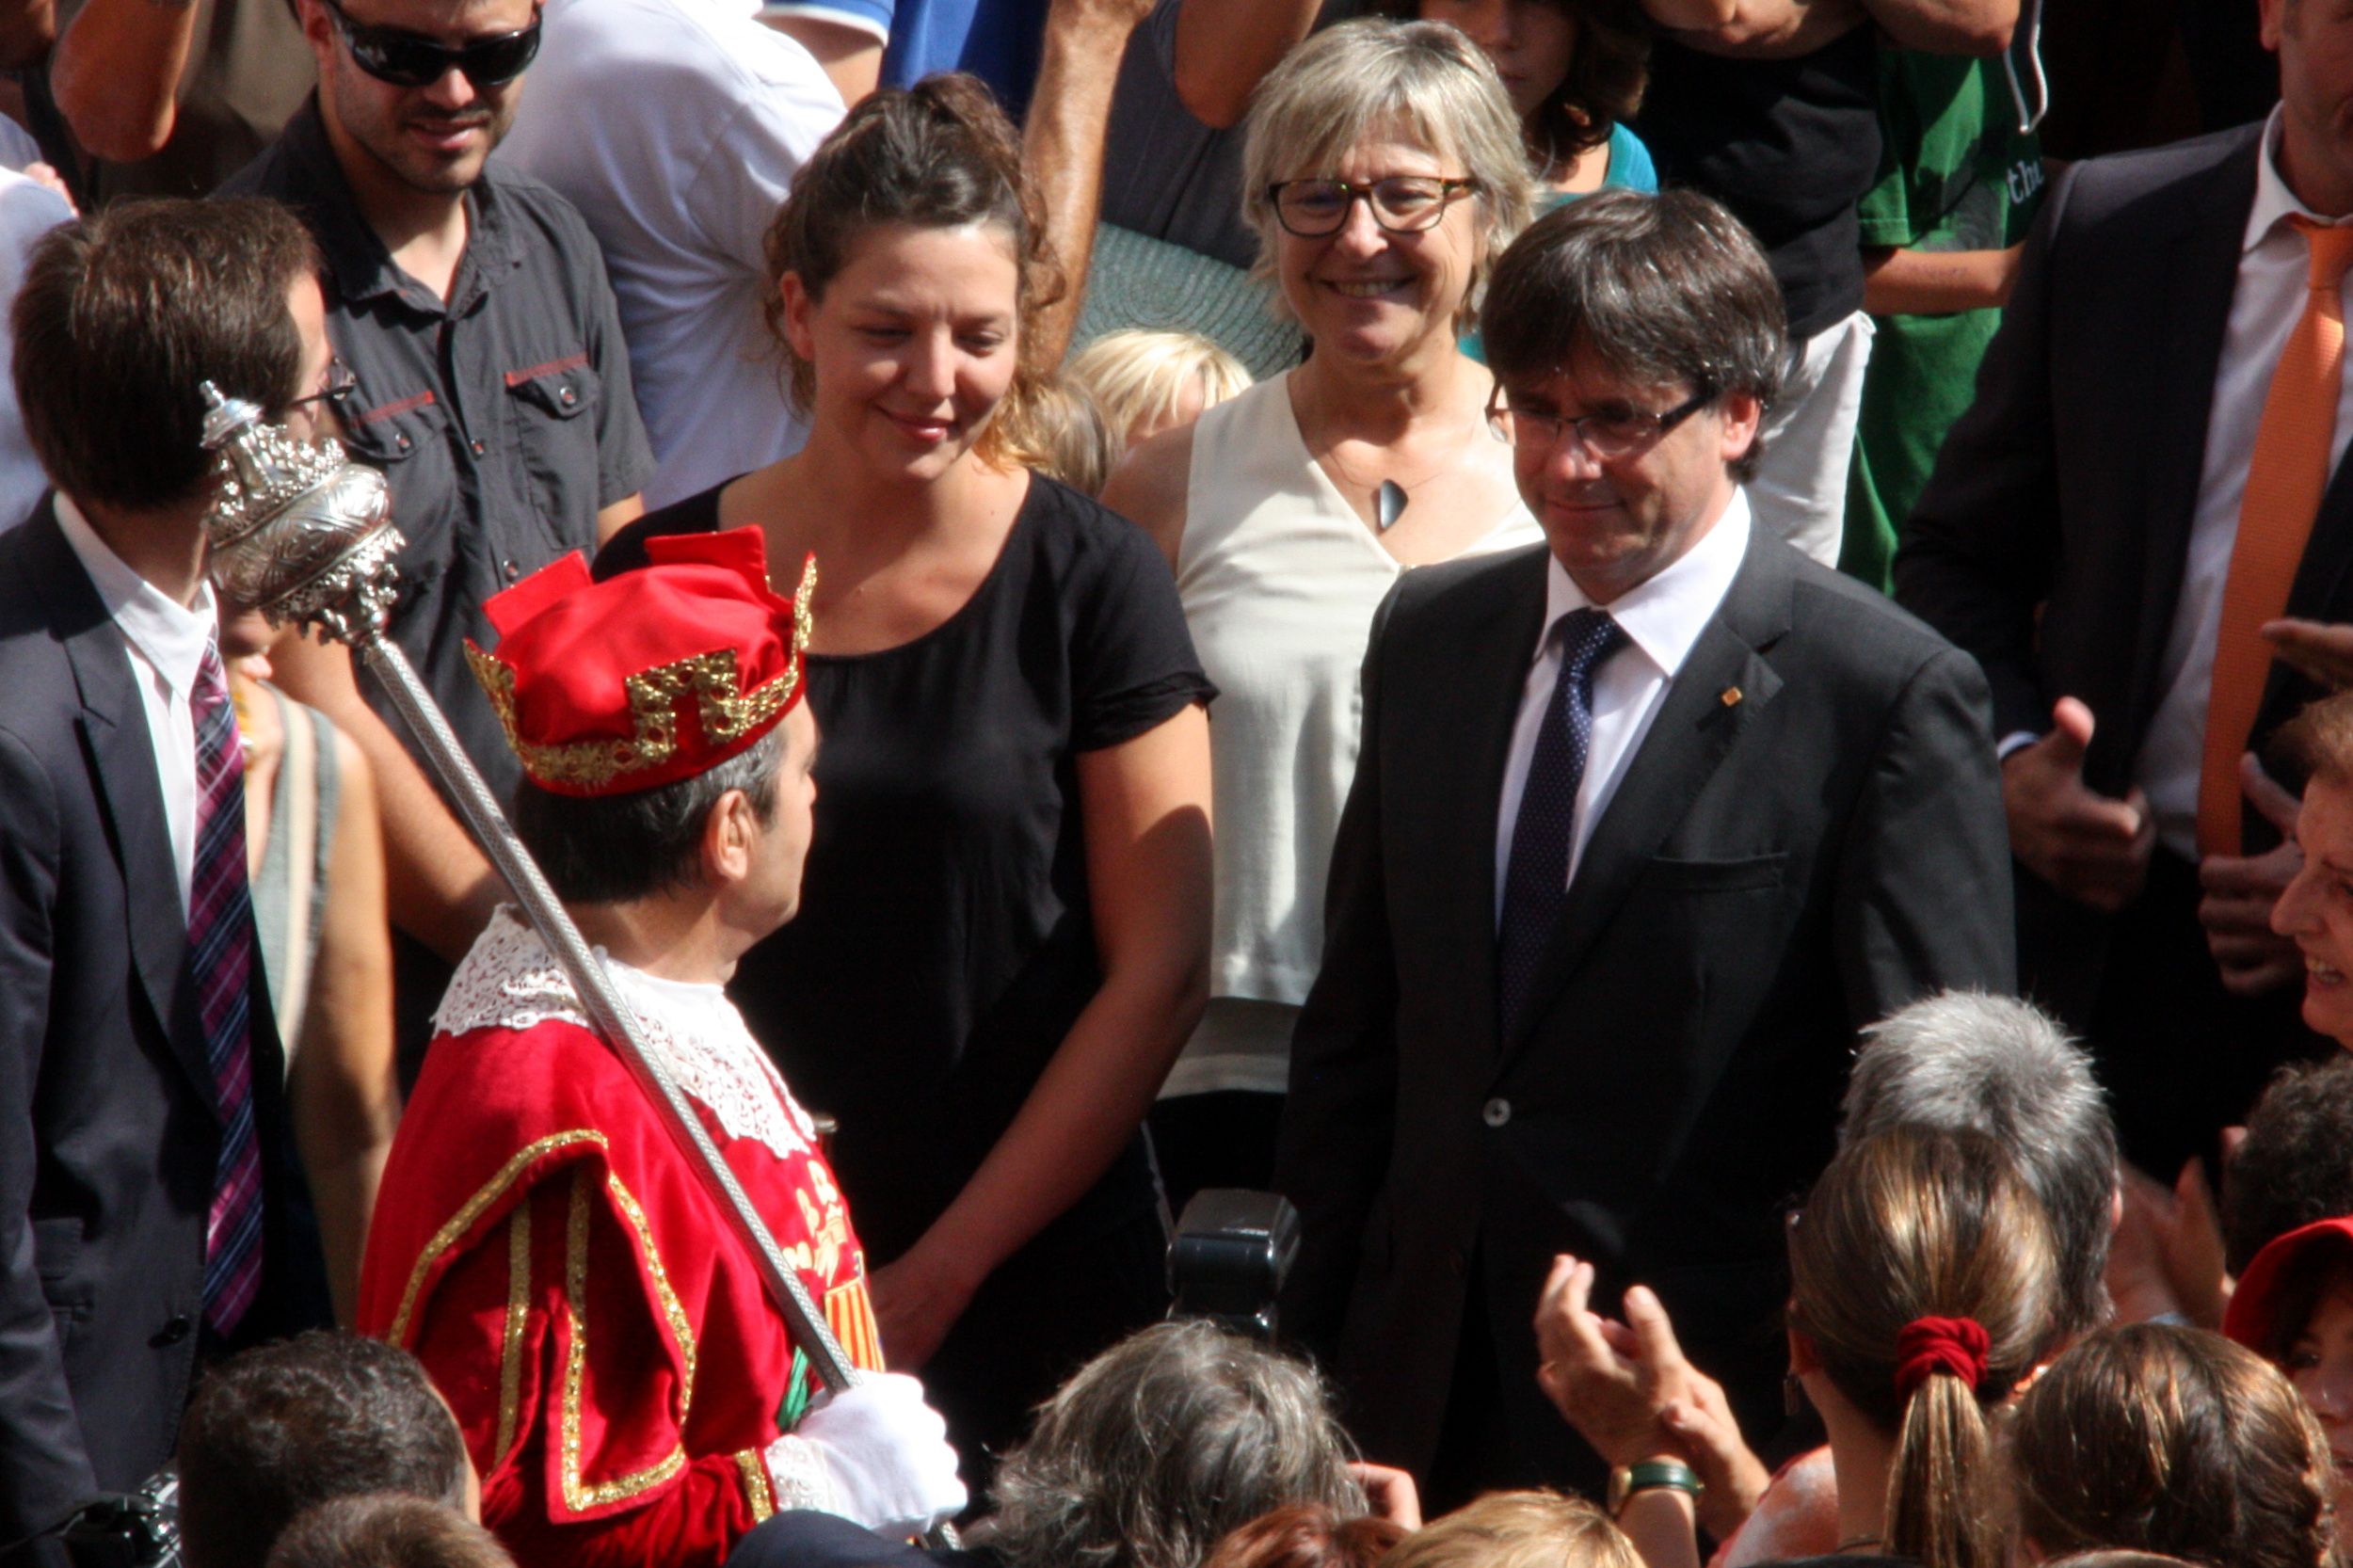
[196,384,866,1400]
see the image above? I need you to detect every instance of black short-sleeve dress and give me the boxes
[596,472,1214,1475]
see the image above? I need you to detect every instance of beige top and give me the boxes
[1165,372,1541,1096]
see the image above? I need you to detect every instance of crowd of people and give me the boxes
[2,0,2352,1564]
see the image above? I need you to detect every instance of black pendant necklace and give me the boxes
[1376,479,1408,532]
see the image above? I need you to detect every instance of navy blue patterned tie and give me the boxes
[1498,607,1625,1043]
[193,640,262,1333]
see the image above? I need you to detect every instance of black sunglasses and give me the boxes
[321,0,542,88]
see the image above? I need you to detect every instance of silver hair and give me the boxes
[986,1320,1367,1568]
[1241,17,1536,333]
[1842,990,2120,1338]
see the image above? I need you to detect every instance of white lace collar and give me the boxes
[435,907,818,1161]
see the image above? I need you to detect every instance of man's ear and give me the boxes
[2261,0,2289,54]
[702,789,756,886]
[296,0,337,75]
[1718,391,1764,466]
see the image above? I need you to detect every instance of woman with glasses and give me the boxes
[1103,18,1537,1213]
[594,74,1214,1495]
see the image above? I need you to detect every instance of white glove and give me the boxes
[763,1372,967,1538]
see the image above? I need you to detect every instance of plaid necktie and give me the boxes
[1498,607,1625,1043]
[192,639,263,1334]
[2199,216,2353,856]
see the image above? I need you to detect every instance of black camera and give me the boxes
[1167,1188,1300,1340]
[3,1468,181,1568]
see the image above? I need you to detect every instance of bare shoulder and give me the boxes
[1100,421,1198,572]
[330,725,376,809]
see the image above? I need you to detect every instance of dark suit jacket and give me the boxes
[0,504,318,1555]
[1275,531,2014,1482]
[1893,123,2347,1016]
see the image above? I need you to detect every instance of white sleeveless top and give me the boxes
[1167,372,1542,1096]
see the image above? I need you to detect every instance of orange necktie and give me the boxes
[2199,216,2353,856]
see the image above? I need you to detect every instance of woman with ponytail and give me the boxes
[595,75,1215,1493]
[1603,1126,2062,1568]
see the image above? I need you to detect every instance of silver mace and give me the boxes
[195,385,875,1413]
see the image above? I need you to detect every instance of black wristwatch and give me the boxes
[1606,1458,1704,1518]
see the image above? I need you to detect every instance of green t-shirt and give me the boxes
[1839,48,2044,590]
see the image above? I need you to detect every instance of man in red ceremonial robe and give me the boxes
[357,529,966,1568]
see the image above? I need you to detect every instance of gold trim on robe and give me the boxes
[390,1129,610,1345]
[496,1203,533,1466]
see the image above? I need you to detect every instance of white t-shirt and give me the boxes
[498,0,844,509]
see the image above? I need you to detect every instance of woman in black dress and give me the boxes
[597,77,1214,1485]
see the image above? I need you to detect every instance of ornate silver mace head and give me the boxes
[199,380,408,646]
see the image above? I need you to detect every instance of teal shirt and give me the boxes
[1464,123,1660,364]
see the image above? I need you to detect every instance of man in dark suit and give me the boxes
[1894,0,2352,1180]
[1274,189,2013,1510]
[0,198,331,1558]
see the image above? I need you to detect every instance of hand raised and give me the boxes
[1348,1463,1422,1530]
[1533,1255,1694,1469]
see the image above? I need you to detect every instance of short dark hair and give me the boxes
[1480,188,1785,482]
[13,196,319,513]
[2224,1054,2353,1274]
[514,726,783,904]
[176,1333,472,1568]
[264,1496,514,1568]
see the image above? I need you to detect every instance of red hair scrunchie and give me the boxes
[1893,1315,1990,1400]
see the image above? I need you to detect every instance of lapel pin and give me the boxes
[1721,686,1743,708]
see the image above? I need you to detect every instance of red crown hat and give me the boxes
[465,527,816,798]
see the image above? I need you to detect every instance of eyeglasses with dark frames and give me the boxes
[1484,387,1716,458]
[287,356,358,420]
[1266,176,1481,238]
[320,0,542,88]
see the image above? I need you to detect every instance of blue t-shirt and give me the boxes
[862,0,1049,120]
[1463,122,1659,363]
[1601,120,1657,196]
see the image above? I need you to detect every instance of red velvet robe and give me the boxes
[358,920,883,1568]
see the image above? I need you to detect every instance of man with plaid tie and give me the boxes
[1897,0,2353,1182]
[1274,190,2011,1510]
[0,198,336,1559]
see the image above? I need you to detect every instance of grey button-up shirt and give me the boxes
[223,98,656,806]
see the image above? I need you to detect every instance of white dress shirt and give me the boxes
[2134,105,2353,859]
[1495,490,1753,922]
[54,494,220,915]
